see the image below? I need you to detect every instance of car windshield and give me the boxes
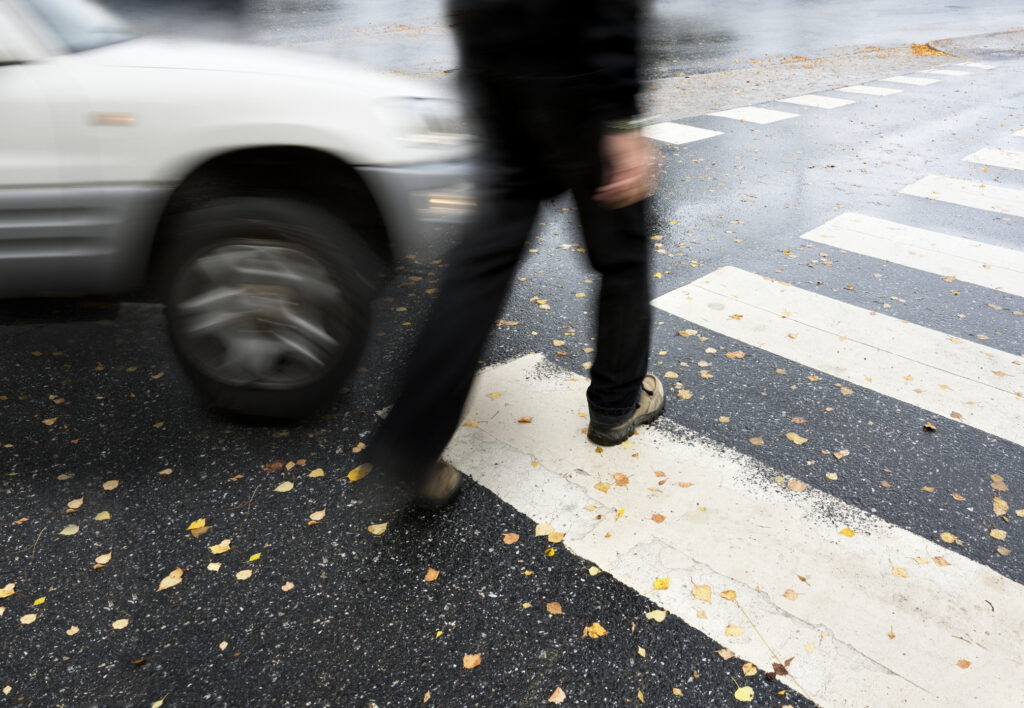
[24,0,134,53]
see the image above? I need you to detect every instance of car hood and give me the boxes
[82,36,449,100]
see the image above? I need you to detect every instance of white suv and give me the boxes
[0,0,474,417]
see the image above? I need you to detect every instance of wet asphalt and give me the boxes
[4,5,1024,708]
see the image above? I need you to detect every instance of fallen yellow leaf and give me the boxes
[157,567,183,592]
[347,464,372,482]
[548,686,566,704]
[308,468,325,478]
[95,552,111,566]
[583,622,608,638]
[273,481,294,493]
[645,609,667,622]
[720,589,737,601]
[20,613,37,625]
[990,528,1007,541]
[734,686,754,702]
[741,663,757,677]
[502,533,519,545]
[368,523,388,536]
[838,527,856,538]
[785,432,808,445]
[209,539,231,554]
[546,602,562,615]
[235,569,252,581]
[58,524,79,536]
[94,511,111,521]
[653,577,670,591]
[111,618,129,630]
[535,523,556,537]
[282,581,295,592]
[424,568,440,582]
[102,480,119,491]
[782,588,798,601]
[67,497,83,510]
[725,624,742,637]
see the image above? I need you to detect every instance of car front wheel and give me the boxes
[162,197,378,419]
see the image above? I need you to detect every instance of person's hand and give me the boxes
[593,131,657,209]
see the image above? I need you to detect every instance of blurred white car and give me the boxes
[0,0,475,417]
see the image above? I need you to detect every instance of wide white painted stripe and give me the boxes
[1014,129,1024,138]
[879,75,940,86]
[837,84,902,96]
[901,174,1024,218]
[651,267,1024,444]
[964,146,1024,171]
[707,106,799,124]
[957,62,995,69]
[777,94,855,109]
[446,354,1024,708]
[642,122,723,145]
[800,212,1024,297]
[925,69,972,76]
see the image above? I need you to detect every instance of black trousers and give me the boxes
[370,90,651,481]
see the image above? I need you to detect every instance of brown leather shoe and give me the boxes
[587,374,665,446]
[415,460,463,509]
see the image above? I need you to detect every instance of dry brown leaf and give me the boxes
[462,654,482,669]
[934,556,951,566]
[994,497,1010,516]
[785,432,808,445]
[281,581,295,592]
[424,568,440,582]
[502,533,519,545]
[783,588,798,601]
[102,480,119,491]
[594,481,610,493]
[833,449,850,460]
[715,648,735,660]
[749,436,764,446]
[309,509,326,525]
[742,663,757,677]
[548,687,566,704]
[990,528,1007,541]
[548,532,565,544]
[787,479,809,492]
[367,523,388,536]
[111,618,129,630]
[651,513,666,524]
[546,602,562,615]
[720,589,737,601]
[957,659,971,669]
[582,622,608,639]
[613,473,630,487]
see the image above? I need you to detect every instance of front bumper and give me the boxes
[356,159,478,258]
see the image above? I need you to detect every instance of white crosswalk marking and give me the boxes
[925,69,973,76]
[1015,129,1024,138]
[901,174,1024,217]
[643,122,723,145]
[964,146,1024,171]
[956,62,995,69]
[707,106,799,124]
[446,354,1024,708]
[879,75,940,86]
[837,85,902,96]
[799,212,1024,297]
[651,266,1023,445]
[777,94,855,109]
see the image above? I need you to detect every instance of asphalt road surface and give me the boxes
[3,5,1024,708]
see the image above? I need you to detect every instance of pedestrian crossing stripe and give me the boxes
[1014,129,1024,138]
[707,106,799,124]
[964,146,1024,171]
[925,69,972,76]
[901,174,1024,218]
[956,62,995,69]
[837,85,902,96]
[777,95,855,109]
[878,75,940,86]
[642,122,723,145]
[651,266,1023,446]
[799,212,1024,298]
[447,354,1024,708]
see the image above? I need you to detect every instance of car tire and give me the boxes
[162,197,379,419]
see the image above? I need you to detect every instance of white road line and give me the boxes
[925,69,972,76]
[777,94,855,109]
[837,85,902,96]
[643,122,723,145]
[447,354,1024,708]
[957,62,995,69]
[800,212,1024,297]
[964,146,1024,171]
[878,76,940,86]
[707,106,800,124]
[901,174,1024,218]
[1014,129,1024,138]
[651,266,1024,445]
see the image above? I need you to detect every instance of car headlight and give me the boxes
[375,97,473,148]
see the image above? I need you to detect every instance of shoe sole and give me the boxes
[587,397,666,446]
